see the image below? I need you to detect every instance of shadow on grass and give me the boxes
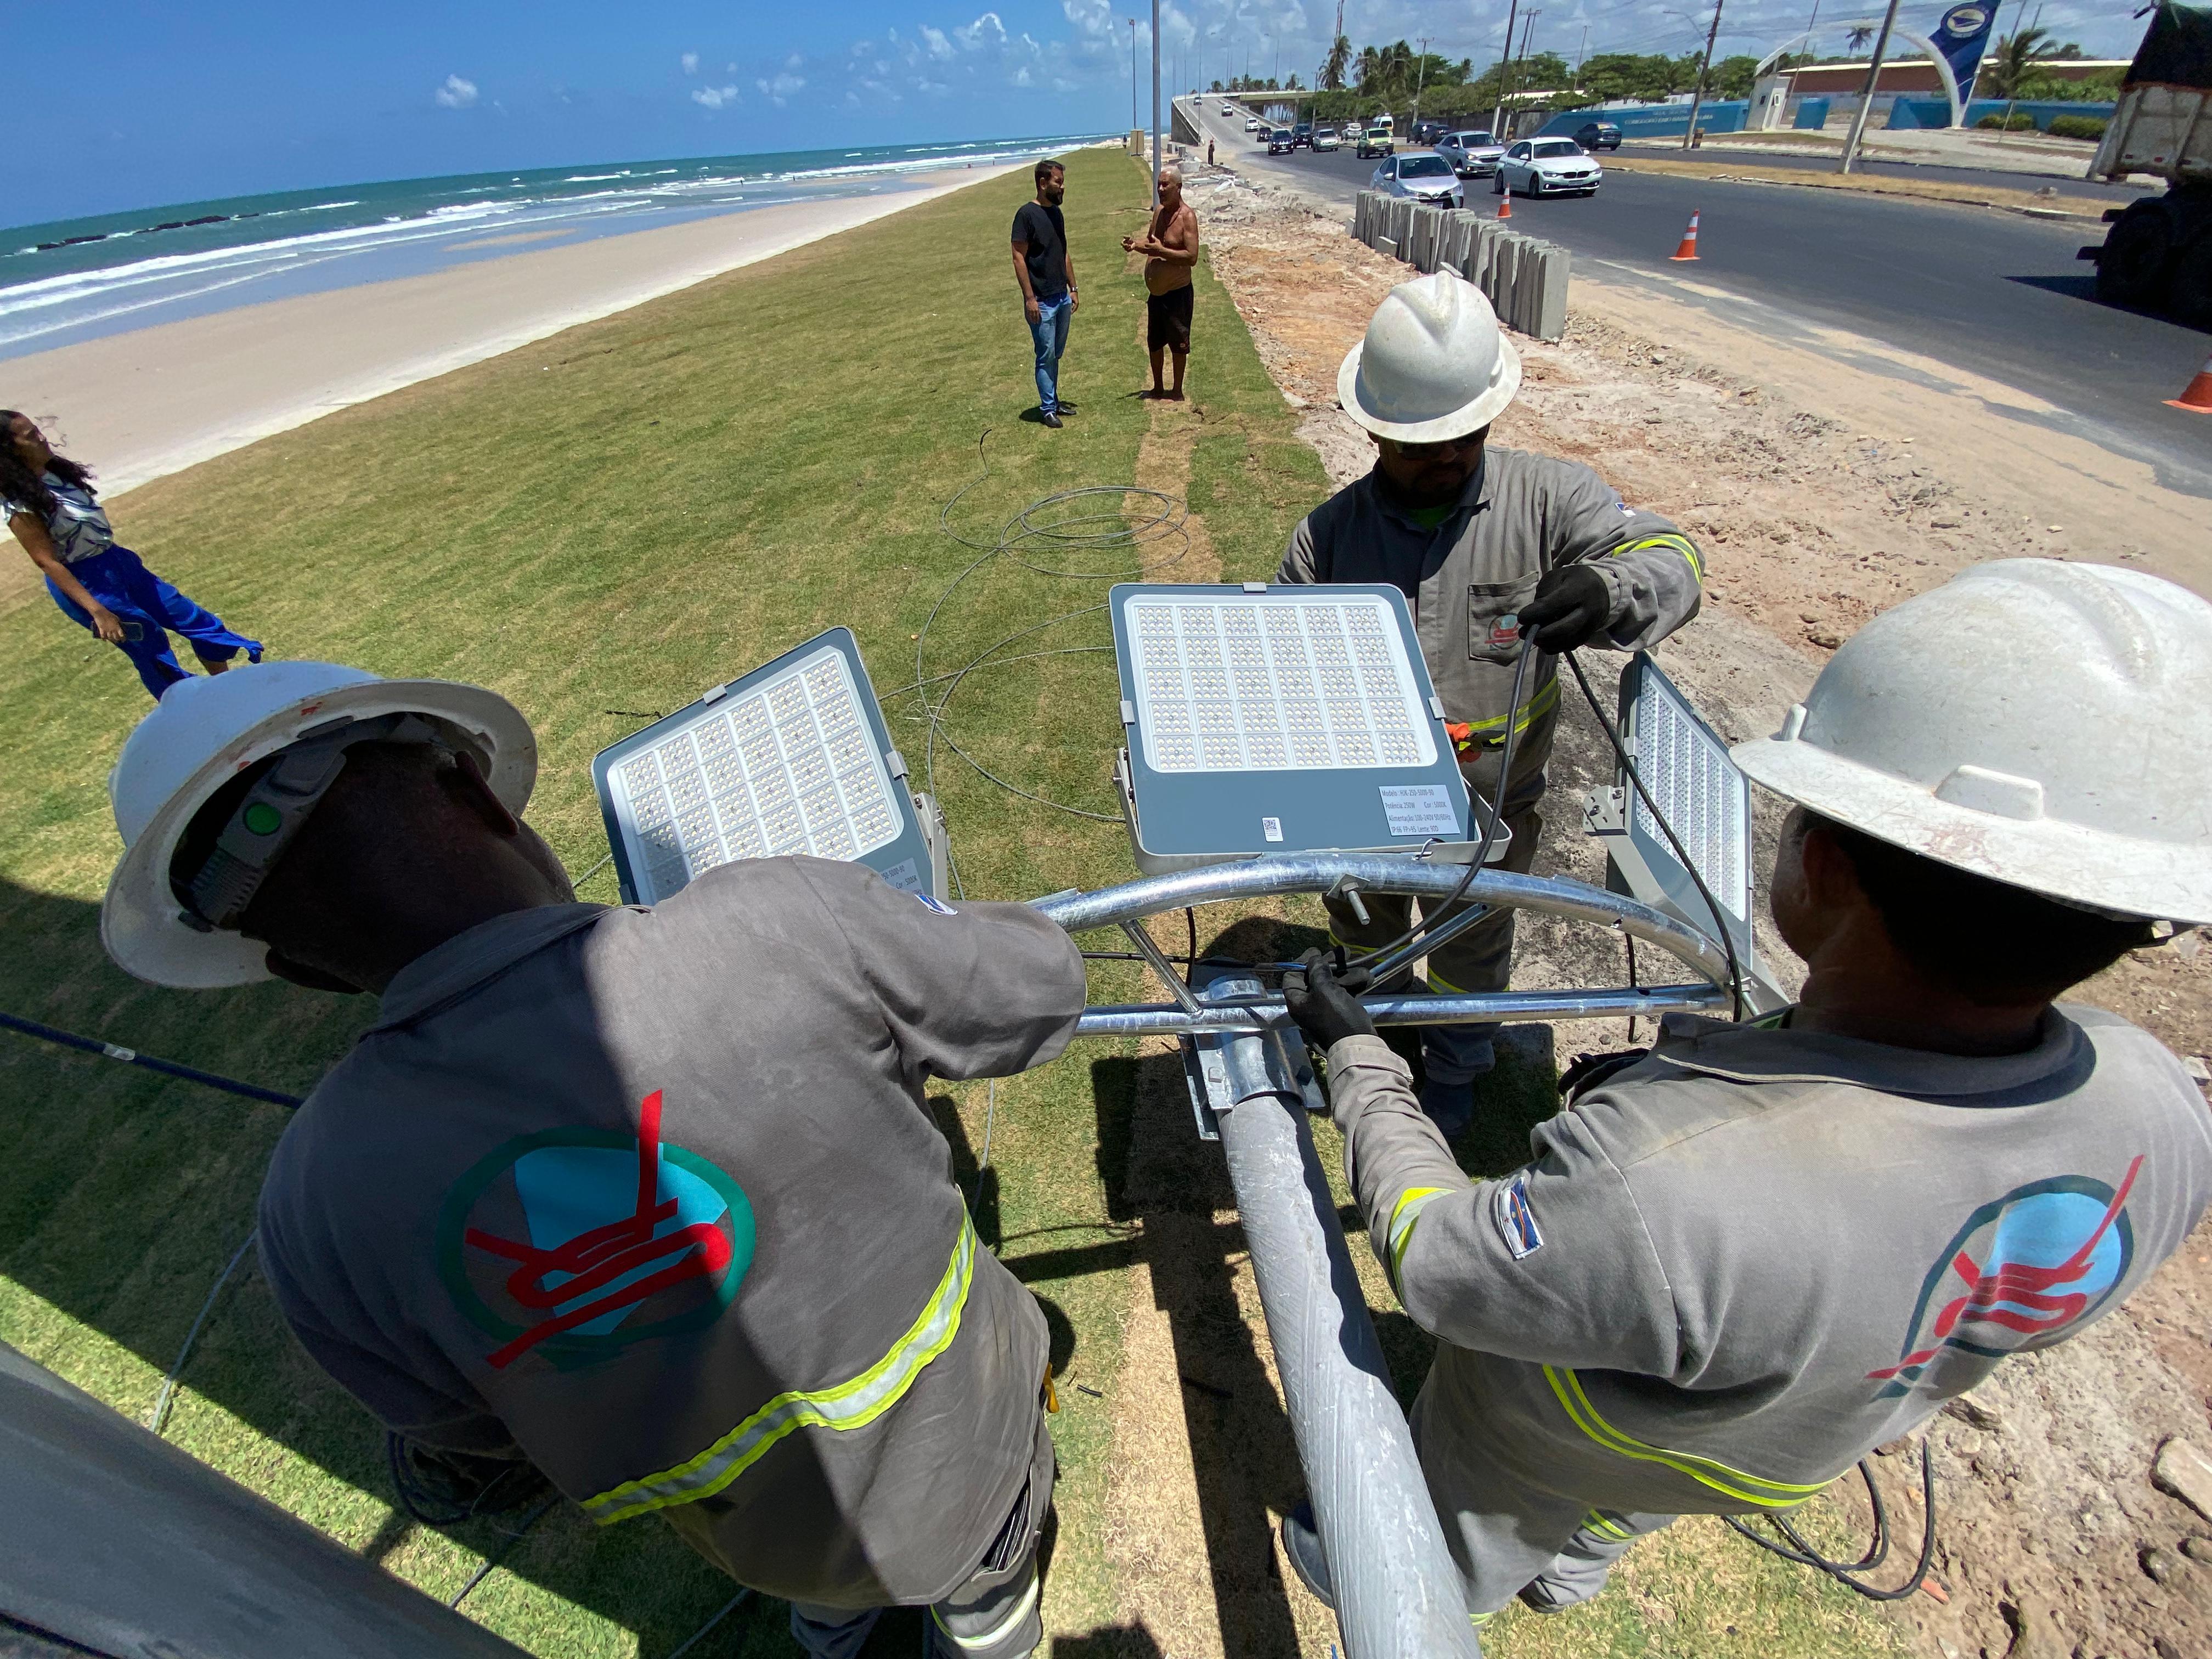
[0,869,832,1655]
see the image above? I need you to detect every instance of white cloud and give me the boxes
[692,83,740,108]
[918,77,949,92]
[681,50,699,74]
[433,74,478,109]
[756,70,806,104]
[1062,0,1115,39]
[1014,65,1034,85]
[920,25,955,59]
[956,10,1008,49]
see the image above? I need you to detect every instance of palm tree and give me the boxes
[1982,25,2057,99]
[1846,25,1874,52]
[1321,33,1352,89]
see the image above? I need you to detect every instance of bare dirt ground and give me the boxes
[1163,161,2212,1659]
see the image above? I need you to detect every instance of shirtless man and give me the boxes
[1122,166,1199,400]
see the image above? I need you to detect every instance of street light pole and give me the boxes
[1837,0,1901,172]
[1492,0,1522,138]
[1680,0,1725,151]
[1150,0,1167,206]
[1129,18,1138,132]
[1413,35,1430,131]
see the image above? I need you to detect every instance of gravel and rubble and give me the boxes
[1190,165,2212,1659]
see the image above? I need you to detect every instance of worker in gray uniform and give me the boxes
[97,662,1085,1659]
[1277,270,1703,1136]
[1277,560,2212,1623]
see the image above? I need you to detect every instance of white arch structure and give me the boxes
[1755,25,1970,127]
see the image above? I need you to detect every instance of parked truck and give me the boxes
[2079,1,2212,324]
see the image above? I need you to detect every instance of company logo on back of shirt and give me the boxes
[1866,1157,2141,1401]
[435,1089,755,1371]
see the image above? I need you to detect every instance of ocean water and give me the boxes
[0,132,1110,360]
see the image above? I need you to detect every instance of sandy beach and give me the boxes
[2,164,1023,504]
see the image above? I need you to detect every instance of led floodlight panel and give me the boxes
[1610,652,1756,965]
[592,628,933,905]
[1109,583,1476,872]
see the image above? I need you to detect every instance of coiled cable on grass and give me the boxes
[887,430,1193,883]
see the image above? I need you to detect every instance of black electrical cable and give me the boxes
[1725,1442,1937,1602]
[0,1009,303,1108]
[1335,639,1539,979]
[1562,650,1746,1020]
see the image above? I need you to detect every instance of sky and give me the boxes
[21,0,2143,226]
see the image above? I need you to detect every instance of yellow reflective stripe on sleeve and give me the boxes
[1453,676,1562,741]
[1612,532,1704,584]
[1387,1186,1451,1285]
[1542,1365,1827,1509]
[582,1218,978,1525]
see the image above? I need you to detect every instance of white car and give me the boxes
[1370,150,1464,210]
[1493,137,1603,198]
[1244,116,1261,131]
[1312,125,1341,152]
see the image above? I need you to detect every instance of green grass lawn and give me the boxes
[0,149,1910,1657]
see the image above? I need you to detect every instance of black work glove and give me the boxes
[1517,564,1612,653]
[1283,947,1376,1049]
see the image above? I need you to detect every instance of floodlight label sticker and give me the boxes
[611,646,901,901]
[1127,595,1437,774]
[1380,785,1457,838]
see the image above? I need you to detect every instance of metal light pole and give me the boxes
[1412,35,1430,132]
[1680,0,1725,150]
[1130,18,1139,132]
[1492,0,1522,138]
[1150,0,1167,208]
[1837,0,1902,172]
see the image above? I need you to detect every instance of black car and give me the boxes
[1412,119,1450,146]
[1267,126,1295,155]
[1575,121,1623,151]
[1292,121,1314,148]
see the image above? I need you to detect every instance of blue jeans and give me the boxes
[1028,292,1073,415]
[48,546,262,699]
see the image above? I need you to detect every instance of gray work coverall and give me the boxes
[256,858,1086,1657]
[1277,447,1702,1091]
[1321,1006,2212,1615]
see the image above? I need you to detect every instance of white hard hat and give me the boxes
[1733,560,2212,924]
[1337,271,1521,444]
[102,662,537,988]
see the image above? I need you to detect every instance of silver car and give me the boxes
[1371,150,1465,210]
[1434,129,1506,178]
[1493,137,1604,198]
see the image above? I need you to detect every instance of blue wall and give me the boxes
[1535,99,1750,139]
[1888,95,2115,130]
[1793,97,1831,129]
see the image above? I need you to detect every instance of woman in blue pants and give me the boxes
[2,411,262,699]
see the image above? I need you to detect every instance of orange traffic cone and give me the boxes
[2167,351,2212,414]
[1669,210,1701,261]
[1496,194,1512,220]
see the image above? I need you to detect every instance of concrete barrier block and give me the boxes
[1377,238,1400,260]
[1386,198,1415,258]
[1409,206,1442,272]
[1530,243,1570,341]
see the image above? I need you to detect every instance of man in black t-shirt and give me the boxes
[1009,159,1079,428]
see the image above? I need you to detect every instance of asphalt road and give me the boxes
[1183,100,2211,498]
[1606,139,2148,206]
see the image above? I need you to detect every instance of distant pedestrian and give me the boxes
[1,411,262,700]
[1207,139,1215,166]
[1011,159,1079,428]
[1123,167,1199,401]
